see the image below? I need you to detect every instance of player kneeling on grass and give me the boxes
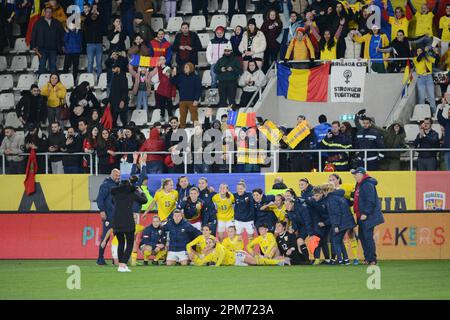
[140,215,167,265]
[321,183,356,265]
[275,221,305,265]
[163,209,202,266]
[222,226,244,252]
[247,224,285,265]
[186,225,217,265]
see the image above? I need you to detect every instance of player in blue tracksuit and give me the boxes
[162,209,202,265]
[252,189,277,233]
[178,187,207,230]
[307,186,332,264]
[299,178,314,201]
[96,169,121,265]
[233,180,256,240]
[285,198,313,263]
[323,185,356,265]
[139,215,167,265]
[197,177,217,235]
[176,176,193,206]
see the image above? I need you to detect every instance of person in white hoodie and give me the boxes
[239,18,267,70]
[238,60,267,108]
[206,26,229,88]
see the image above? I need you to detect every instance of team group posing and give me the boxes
[97,162,384,271]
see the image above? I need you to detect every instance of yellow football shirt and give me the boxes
[186,235,216,253]
[212,193,235,222]
[320,39,337,60]
[440,16,450,41]
[153,190,178,221]
[389,16,410,39]
[413,56,435,75]
[415,12,434,36]
[247,233,277,257]
[267,204,287,222]
[222,236,244,252]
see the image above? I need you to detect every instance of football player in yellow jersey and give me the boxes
[260,194,287,222]
[222,226,244,252]
[212,184,235,241]
[328,174,359,265]
[247,224,281,259]
[186,225,217,264]
[143,178,178,222]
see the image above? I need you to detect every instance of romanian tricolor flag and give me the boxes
[26,0,41,46]
[130,55,159,68]
[227,110,256,128]
[283,121,311,149]
[258,120,283,145]
[277,63,330,102]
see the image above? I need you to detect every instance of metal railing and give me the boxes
[3,148,448,175]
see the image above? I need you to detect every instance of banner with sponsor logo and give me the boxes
[330,59,367,103]
[1,213,448,259]
[0,174,90,211]
[416,172,450,210]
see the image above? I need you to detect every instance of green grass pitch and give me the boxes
[1,260,450,299]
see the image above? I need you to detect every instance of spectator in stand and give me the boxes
[238,60,267,108]
[378,121,406,171]
[78,119,89,142]
[408,0,439,39]
[438,97,450,170]
[173,22,202,67]
[239,18,267,70]
[63,22,83,81]
[165,116,185,173]
[413,46,437,116]
[170,62,201,128]
[109,63,130,127]
[378,30,414,72]
[42,0,67,26]
[16,84,47,129]
[353,4,373,37]
[0,8,9,52]
[149,29,173,64]
[0,127,24,174]
[140,127,166,174]
[31,6,64,74]
[135,0,153,25]
[90,109,101,128]
[284,27,315,68]
[352,25,389,73]
[230,25,244,59]
[82,126,99,172]
[117,0,135,40]
[290,116,313,172]
[214,43,243,109]
[206,26,229,89]
[153,57,176,121]
[84,9,103,81]
[40,73,67,128]
[132,67,152,112]
[97,129,117,174]
[70,81,100,128]
[116,126,139,170]
[133,12,153,43]
[128,33,151,60]
[279,11,302,60]
[190,124,210,173]
[314,18,345,60]
[105,50,129,94]
[47,121,66,174]
[354,112,385,171]
[261,10,283,73]
[164,0,177,23]
[414,118,440,171]
[439,4,450,55]
[61,127,83,173]
[382,1,413,41]
[108,16,128,54]
[24,123,48,174]
[313,114,331,148]
[192,0,208,21]
[228,0,246,22]
[320,121,352,171]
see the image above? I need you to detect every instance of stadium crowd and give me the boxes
[1,0,450,174]
[97,166,384,270]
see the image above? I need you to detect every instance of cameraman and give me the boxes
[111,177,147,272]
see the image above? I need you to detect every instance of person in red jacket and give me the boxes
[139,127,166,173]
[154,56,177,121]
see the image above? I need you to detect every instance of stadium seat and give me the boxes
[198,33,211,49]
[16,74,37,91]
[150,109,162,124]
[167,17,183,33]
[0,56,7,72]
[78,73,96,87]
[202,70,212,87]
[28,55,39,72]
[432,124,442,138]
[207,14,227,31]
[177,0,193,15]
[38,74,50,88]
[404,124,420,142]
[5,112,23,128]
[56,55,65,71]
[197,107,209,124]
[148,92,156,107]
[79,55,88,70]
[151,17,164,31]
[126,73,133,89]
[252,14,264,28]
[215,107,229,121]
[11,38,29,53]
[130,109,149,126]
[60,74,75,90]
[95,73,107,91]
[410,104,432,122]
[7,55,28,72]
[0,74,14,92]
[0,93,15,111]
[197,52,208,68]
[229,14,247,30]
[190,16,207,31]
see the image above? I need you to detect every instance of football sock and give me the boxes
[143,250,151,262]
[131,252,137,264]
[300,244,309,261]
[350,238,359,259]
[255,256,280,266]
[154,250,167,261]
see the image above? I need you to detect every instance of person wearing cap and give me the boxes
[149,29,173,63]
[279,11,303,60]
[351,167,384,265]
[284,26,315,65]
[16,85,47,129]
[63,22,83,81]
[352,24,389,73]
[214,42,242,108]
[261,9,283,73]
[239,18,267,70]
[206,26,229,88]
[173,22,202,67]
[381,1,413,41]
[0,127,25,174]
[84,9,104,80]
